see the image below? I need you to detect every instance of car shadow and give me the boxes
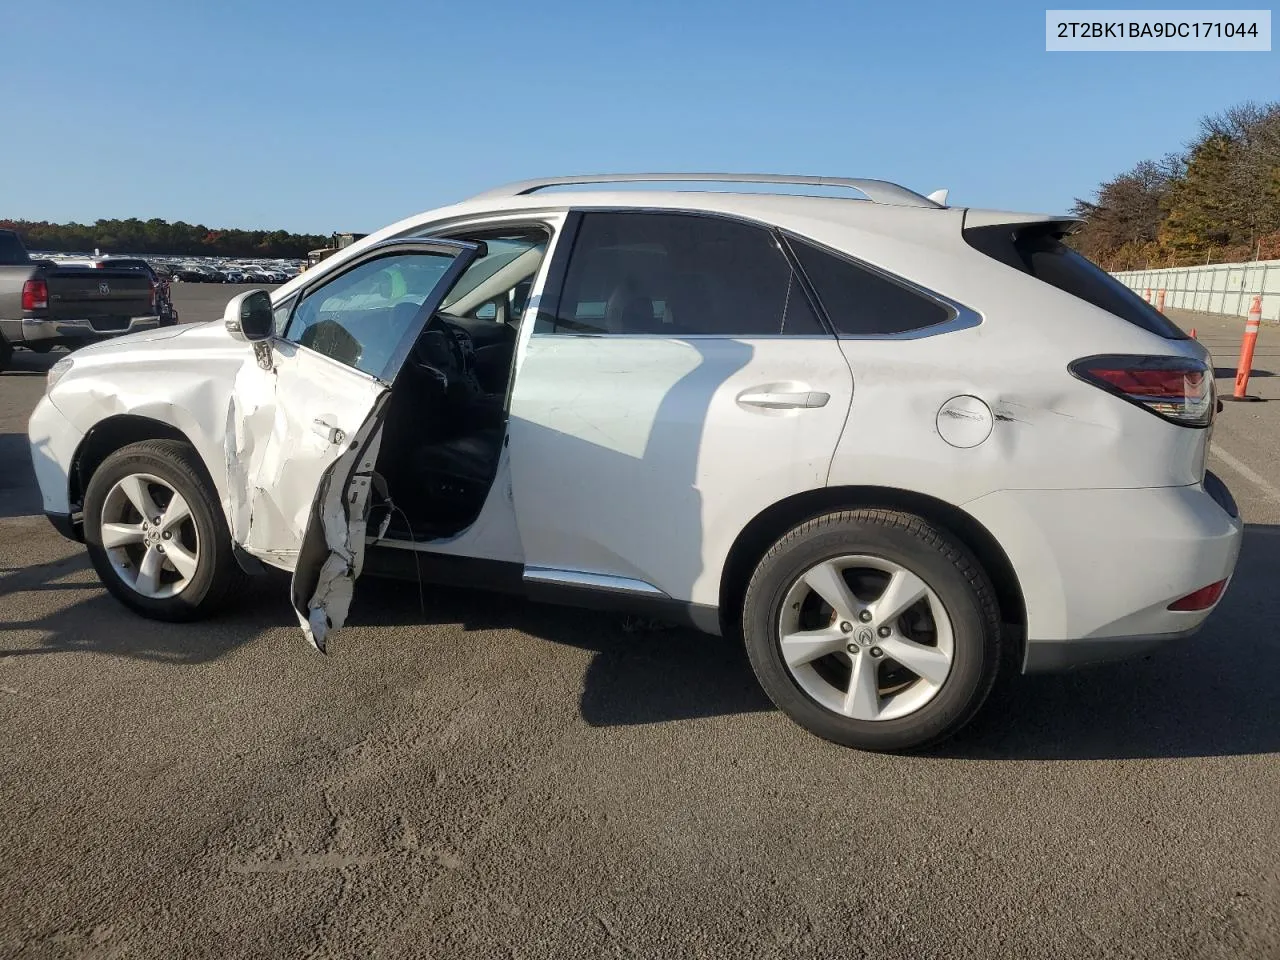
[1215,366,1273,378]
[347,575,773,728]
[0,433,44,518]
[0,552,289,665]
[4,523,1275,759]
[935,522,1280,761]
[2,349,62,376]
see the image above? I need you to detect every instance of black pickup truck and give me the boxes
[0,229,162,372]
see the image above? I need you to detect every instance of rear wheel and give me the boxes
[84,440,244,621]
[742,509,1001,752]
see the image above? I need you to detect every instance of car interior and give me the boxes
[373,225,550,540]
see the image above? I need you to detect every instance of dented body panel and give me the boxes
[228,342,387,571]
[290,406,387,651]
[46,322,252,516]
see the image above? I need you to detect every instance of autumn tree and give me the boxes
[1070,99,1280,267]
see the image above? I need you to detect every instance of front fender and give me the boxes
[47,338,255,531]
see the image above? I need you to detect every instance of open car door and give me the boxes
[229,238,483,652]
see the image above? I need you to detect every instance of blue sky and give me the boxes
[2,0,1275,234]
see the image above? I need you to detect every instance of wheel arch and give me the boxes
[718,485,1027,653]
[70,414,194,509]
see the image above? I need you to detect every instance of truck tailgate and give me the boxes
[46,268,154,323]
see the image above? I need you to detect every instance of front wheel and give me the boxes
[742,509,1002,752]
[83,439,244,621]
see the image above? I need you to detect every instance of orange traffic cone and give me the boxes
[1222,296,1264,403]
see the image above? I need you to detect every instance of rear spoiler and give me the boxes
[960,209,1082,274]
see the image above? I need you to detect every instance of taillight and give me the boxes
[1168,579,1227,611]
[21,279,48,311]
[1070,354,1213,427]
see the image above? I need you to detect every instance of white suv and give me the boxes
[26,174,1243,751]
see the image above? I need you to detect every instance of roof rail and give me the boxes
[467,173,943,208]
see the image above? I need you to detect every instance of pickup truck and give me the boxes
[0,229,162,372]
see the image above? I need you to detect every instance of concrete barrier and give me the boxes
[1112,260,1280,322]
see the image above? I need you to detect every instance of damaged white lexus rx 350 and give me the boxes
[27,174,1243,751]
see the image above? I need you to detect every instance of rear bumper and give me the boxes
[963,476,1243,674]
[1,315,162,344]
[1021,628,1198,672]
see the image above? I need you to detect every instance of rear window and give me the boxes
[964,224,1187,340]
[0,232,29,265]
[103,259,153,274]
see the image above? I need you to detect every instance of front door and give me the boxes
[506,210,855,610]
[227,238,482,649]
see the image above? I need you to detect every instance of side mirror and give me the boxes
[224,290,273,342]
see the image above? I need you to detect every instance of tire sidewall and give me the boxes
[744,515,998,751]
[83,444,229,619]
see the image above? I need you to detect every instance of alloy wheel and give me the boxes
[777,555,955,721]
[99,472,201,599]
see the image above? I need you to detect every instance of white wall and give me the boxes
[1112,260,1280,322]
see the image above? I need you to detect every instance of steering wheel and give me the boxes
[408,312,471,388]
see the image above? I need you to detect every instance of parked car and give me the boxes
[0,230,163,370]
[171,264,223,283]
[60,257,180,327]
[25,173,1242,751]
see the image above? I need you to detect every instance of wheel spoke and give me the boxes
[873,569,927,624]
[134,546,164,597]
[160,493,191,533]
[119,475,161,523]
[879,634,952,686]
[100,521,145,549]
[802,561,859,621]
[780,627,845,668]
[842,651,881,720]
[163,542,198,581]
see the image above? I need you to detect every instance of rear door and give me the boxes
[228,238,481,650]
[505,210,855,609]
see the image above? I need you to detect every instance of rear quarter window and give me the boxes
[786,236,953,336]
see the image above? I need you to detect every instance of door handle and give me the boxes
[313,419,347,444]
[737,390,830,410]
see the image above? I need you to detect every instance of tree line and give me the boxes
[0,217,332,259]
[1070,100,1280,270]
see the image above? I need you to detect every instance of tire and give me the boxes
[742,509,1001,752]
[0,335,10,373]
[83,439,244,622]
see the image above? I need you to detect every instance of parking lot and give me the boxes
[1,286,1277,958]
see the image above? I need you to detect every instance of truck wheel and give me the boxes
[0,335,10,373]
[83,440,245,622]
[742,509,1002,752]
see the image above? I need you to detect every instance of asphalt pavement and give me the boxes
[0,290,1277,959]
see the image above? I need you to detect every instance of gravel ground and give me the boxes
[0,291,1276,959]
